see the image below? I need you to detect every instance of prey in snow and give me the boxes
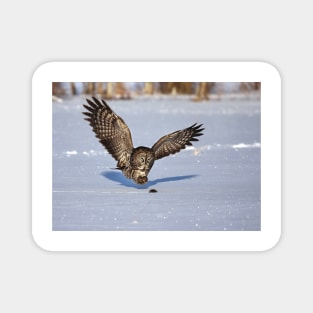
[83,97,204,185]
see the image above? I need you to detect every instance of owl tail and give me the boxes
[110,167,122,170]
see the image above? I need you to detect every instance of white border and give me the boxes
[32,62,281,251]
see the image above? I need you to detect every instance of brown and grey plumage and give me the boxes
[83,97,204,185]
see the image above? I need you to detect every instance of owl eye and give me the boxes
[140,157,145,163]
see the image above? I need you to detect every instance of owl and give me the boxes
[83,97,204,185]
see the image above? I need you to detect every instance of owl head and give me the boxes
[130,147,155,184]
[130,147,155,171]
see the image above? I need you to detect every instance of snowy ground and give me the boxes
[53,95,261,231]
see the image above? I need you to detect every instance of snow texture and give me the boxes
[53,96,261,231]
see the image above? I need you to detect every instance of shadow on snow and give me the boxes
[101,171,198,189]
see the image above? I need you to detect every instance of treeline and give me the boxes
[52,82,260,101]
[143,82,214,101]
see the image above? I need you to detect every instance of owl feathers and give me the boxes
[83,97,204,185]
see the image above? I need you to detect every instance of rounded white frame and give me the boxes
[32,61,281,251]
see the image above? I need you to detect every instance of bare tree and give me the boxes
[106,82,114,99]
[177,82,193,94]
[144,82,154,95]
[240,82,261,92]
[158,82,193,94]
[86,82,96,95]
[254,82,261,90]
[52,82,64,96]
[70,82,77,95]
[115,82,130,99]
[194,82,212,101]
[96,82,104,96]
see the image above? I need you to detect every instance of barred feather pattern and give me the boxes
[151,123,204,160]
[82,97,204,185]
[83,97,133,169]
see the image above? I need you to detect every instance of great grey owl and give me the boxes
[83,97,204,185]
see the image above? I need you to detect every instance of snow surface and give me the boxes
[53,96,260,231]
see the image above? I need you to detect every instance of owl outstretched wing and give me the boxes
[82,97,134,168]
[151,123,204,160]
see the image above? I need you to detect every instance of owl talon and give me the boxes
[136,176,148,185]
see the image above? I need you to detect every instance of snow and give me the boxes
[53,95,260,231]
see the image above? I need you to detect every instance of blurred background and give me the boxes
[52,82,261,102]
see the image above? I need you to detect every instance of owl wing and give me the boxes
[151,123,204,160]
[83,97,134,168]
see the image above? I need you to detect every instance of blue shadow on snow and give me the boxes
[101,170,197,189]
